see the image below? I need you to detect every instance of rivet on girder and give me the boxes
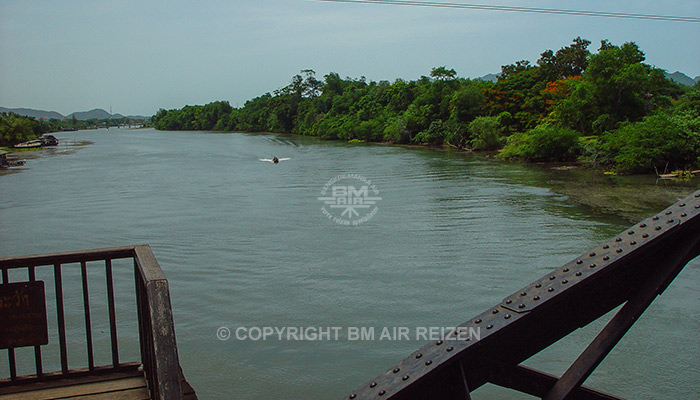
[695,205,700,209]
[475,319,482,324]
[666,211,673,215]
[506,299,512,304]
[415,353,423,359]
[616,248,623,253]
[535,283,542,288]
[486,325,493,330]
[696,193,700,198]
[589,252,596,257]
[668,219,674,224]
[436,340,443,346]
[590,263,597,268]
[576,259,583,264]
[518,304,526,309]
[370,382,377,388]
[533,295,540,300]
[642,234,649,238]
[350,394,357,399]
[603,244,610,249]
[653,216,660,220]
[655,226,662,231]
[681,213,687,217]
[616,238,622,242]
[679,203,685,207]
[393,368,400,373]
[563,267,569,272]
[402,375,409,381]
[562,279,568,284]
[492,309,499,314]
[628,230,634,235]
[425,360,432,366]
[603,256,610,261]
[640,223,647,228]
[520,292,527,296]
[379,390,386,396]
[504,314,511,319]
[550,275,556,280]
[548,287,555,292]
[575,271,582,277]
[446,346,454,351]
[630,241,637,245]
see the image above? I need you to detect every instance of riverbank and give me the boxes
[540,167,698,222]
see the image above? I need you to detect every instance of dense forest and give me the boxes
[152,38,697,173]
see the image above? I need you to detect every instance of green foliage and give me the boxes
[413,120,449,146]
[468,115,504,150]
[430,66,457,81]
[499,124,580,161]
[149,40,697,174]
[597,113,700,173]
[0,113,40,146]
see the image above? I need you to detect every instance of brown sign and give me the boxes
[0,281,49,349]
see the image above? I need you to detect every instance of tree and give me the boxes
[430,66,457,81]
[537,37,591,81]
[0,113,39,146]
[551,41,681,134]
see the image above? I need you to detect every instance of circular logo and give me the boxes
[317,174,381,226]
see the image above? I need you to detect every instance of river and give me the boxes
[1,128,698,399]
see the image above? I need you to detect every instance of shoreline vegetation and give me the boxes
[0,113,151,150]
[151,38,699,175]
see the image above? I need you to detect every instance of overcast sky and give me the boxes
[1,0,698,116]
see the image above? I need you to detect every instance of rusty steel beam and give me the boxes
[344,189,700,399]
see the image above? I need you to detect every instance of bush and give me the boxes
[598,113,700,172]
[468,116,504,150]
[413,120,448,146]
[499,124,580,161]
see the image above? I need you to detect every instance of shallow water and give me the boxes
[1,128,698,399]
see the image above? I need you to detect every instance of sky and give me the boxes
[1,0,698,117]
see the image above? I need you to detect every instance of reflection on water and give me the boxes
[0,129,698,399]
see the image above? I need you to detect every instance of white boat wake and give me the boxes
[259,158,290,163]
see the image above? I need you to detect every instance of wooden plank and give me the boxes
[0,367,143,395]
[0,376,147,400]
[0,363,143,391]
[63,387,150,400]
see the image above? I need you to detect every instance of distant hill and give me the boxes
[0,107,65,120]
[1,106,150,121]
[665,71,696,86]
[67,108,125,120]
[478,73,500,83]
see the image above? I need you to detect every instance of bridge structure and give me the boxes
[0,245,196,400]
[344,189,700,399]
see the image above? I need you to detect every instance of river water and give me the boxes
[1,128,698,399]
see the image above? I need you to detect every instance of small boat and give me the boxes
[13,139,42,149]
[41,135,59,146]
[0,151,26,168]
[259,157,290,164]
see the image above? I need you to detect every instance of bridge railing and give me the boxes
[0,245,184,400]
[345,189,700,399]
